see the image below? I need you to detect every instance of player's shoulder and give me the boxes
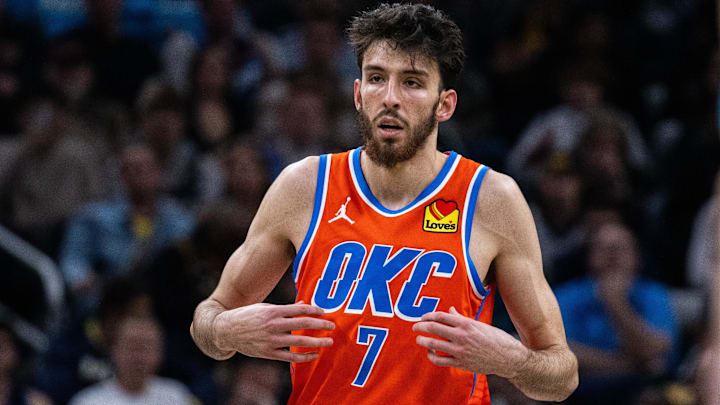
[471,168,534,238]
[476,168,526,209]
[280,155,321,182]
[255,155,324,243]
[257,155,323,224]
[272,155,321,195]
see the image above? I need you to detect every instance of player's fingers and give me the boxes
[413,321,457,340]
[270,349,319,363]
[275,334,334,348]
[275,303,326,317]
[272,316,335,332]
[419,310,464,326]
[416,335,456,355]
[427,350,457,368]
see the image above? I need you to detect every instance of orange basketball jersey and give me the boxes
[289,148,495,405]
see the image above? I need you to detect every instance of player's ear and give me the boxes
[354,79,362,111]
[435,89,457,123]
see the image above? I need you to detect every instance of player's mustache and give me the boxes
[373,109,409,127]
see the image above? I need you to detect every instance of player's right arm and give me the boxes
[190,156,335,362]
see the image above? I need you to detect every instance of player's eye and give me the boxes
[405,79,421,88]
[368,74,383,83]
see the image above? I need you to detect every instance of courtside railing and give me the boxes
[0,223,65,344]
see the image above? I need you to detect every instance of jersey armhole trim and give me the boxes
[469,287,492,400]
[292,154,331,282]
[462,165,491,298]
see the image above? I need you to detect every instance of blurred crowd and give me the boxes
[0,0,718,404]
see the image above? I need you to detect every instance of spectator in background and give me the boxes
[187,44,238,203]
[67,0,158,107]
[694,152,720,405]
[134,81,207,206]
[261,74,334,176]
[529,152,585,285]
[0,0,41,137]
[198,0,280,132]
[686,170,720,293]
[555,221,678,405]
[655,48,720,288]
[188,44,234,152]
[59,142,194,312]
[276,2,356,88]
[43,32,130,158]
[201,0,258,47]
[144,202,252,405]
[487,0,575,143]
[34,278,152,404]
[226,358,289,405]
[572,109,643,214]
[0,92,105,257]
[506,59,650,190]
[43,34,94,110]
[0,323,52,405]
[220,140,272,214]
[68,316,195,405]
[697,259,720,405]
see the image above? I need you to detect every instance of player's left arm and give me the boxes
[414,171,578,402]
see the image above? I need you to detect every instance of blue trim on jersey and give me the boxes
[464,166,491,297]
[475,289,490,321]
[469,288,492,399]
[292,154,329,280]
[351,146,459,214]
[470,372,477,399]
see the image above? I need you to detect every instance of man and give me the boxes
[554,220,677,404]
[191,4,577,404]
[60,142,194,312]
[69,316,196,405]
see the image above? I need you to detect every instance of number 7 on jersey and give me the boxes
[351,326,389,387]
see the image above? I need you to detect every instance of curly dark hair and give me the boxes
[347,3,465,90]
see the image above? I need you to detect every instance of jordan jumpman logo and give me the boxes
[329,197,355,225]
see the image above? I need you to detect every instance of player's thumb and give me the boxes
[449,306,459,315]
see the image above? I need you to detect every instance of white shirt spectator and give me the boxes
[69,377,194,405]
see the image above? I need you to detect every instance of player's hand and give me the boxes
[213,301,335,363]
[412,307,529,378]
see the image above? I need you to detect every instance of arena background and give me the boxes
[0,0,718,404]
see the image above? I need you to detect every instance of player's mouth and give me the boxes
[376,117,405,138]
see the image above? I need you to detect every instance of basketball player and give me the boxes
[191,4,578,404]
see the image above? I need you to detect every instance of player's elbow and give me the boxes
[531,372,578,402]
[561,363,580,401]
[530,351,579,402]
[552,353,579,402]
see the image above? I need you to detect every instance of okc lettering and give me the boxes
[424,220,457,231]
[311,242,456,321]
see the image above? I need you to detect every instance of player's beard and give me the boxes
[357,100,438,168]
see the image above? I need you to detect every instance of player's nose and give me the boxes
[382,78,401,109]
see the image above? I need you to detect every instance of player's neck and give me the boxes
[115,374,148,394]
[360,142,447,211]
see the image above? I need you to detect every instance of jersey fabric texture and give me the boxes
[289,147,495,405]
